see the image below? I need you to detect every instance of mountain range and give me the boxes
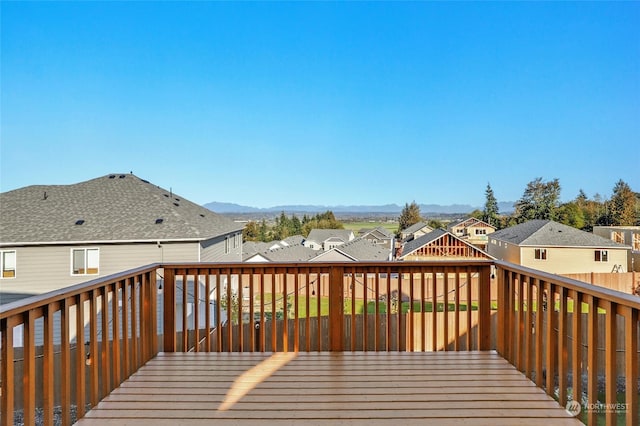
[204,201,515,215]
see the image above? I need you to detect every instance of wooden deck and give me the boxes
[76,351,583,426]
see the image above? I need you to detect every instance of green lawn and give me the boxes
[342,221,398,234]
[256,294,497,318]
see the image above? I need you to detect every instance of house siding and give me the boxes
[519,246,628,274]
[0,242,198,303]
[200,232,242,262]
[488,241,520,264]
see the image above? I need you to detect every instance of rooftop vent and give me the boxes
[175,198,180,202]
[173,202,179,207]
[75,219,85,225]
[108,175,116,179]
[155,218,164,224]
[119,175,125,179]
[164,194,169,198]
[200,214,205,218]
[141,179,150,184]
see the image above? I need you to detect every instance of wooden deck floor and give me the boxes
[76,351,583,426]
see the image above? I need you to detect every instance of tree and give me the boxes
[243,221,260,242]
[398,201,422,233]
[557,202,585,229]
[483,183,500,226]
[301,211,343,236]
[514,177,561,223]
[609,179,636,226]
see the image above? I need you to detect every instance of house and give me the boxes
[311,237,392,262]
[399,222,434,241]
[303,229,355,251]
[487,220,630,274]
[244,244,319,263]
[0,173,243,304]
[398,229,493,261]
[447,217,496,250]
[358,227,395,250]
[593,226,640,272]
[241,235,306,261]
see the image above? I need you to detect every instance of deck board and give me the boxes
[75,351,583,426]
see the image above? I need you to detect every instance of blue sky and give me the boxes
[1,1,639,209]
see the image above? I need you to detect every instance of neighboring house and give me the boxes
[400,222,434,241]
[398,229,493,261]
[244,245,318,263]
[487,220,630,274]
[303,229,355,251]
[311,237,392,262]
[359,227,395,250]
[0,173,243,304]
[593,226,640,272]
[447,217,497,250]
[242,235,306,261]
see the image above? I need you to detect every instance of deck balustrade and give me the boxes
[1,260,638,425]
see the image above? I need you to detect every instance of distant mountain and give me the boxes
[204,201,515,215]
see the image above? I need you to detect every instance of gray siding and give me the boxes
[200,232,242,262]
[0,242,198,304]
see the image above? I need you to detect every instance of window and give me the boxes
[234,233,239,249]
[475,229,487,235]
[72,248,99,275]
[534,248,547,260]
[1,250,16,278]
[595,250,608,262]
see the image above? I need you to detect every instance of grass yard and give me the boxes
[255,294,497,319]
[342,221,399,234]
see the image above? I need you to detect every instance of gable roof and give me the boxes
[490,220,630,248]
[305,229,354,244]
[402,222,432,235]
[400,229,493,259]
[313,237,391,262]
[250,245,318,262]
[0,174,243,245]
[447,217,496,230]
[361,227,394,240]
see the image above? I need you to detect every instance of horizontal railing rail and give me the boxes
[495,260,639,426]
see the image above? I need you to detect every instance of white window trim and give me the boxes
[0,250,17,279]
[594,250,609,262]
[71,247,100,276]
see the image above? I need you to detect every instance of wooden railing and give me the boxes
[495,260,639,426]
[1,260,638,425]
[1,264,158,426]
[160,261,493,353]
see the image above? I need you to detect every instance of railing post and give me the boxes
[478,265,492,351]
[496,265,505,356]
[329,265,345,351]
[163,267,176,352]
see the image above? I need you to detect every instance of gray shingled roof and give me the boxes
[0,174,243,245]
[306,229,354,244]
[362,227,394,239]
[330,237,391,261]
[402,222,432,234]
[253,245,318,262]
[491,220,631,248]
[282,235,305,246]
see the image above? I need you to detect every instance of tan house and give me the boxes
[358,227,395,250]
[593,226,640,272]
[399,222,434,241]
[0,174,243,304]
[398,229,493,261]
[487,220,630,274]
[303,229,355,251]
[447,217,496,250]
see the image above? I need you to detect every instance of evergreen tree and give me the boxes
[557,202,585,229]
[483,183,500,226]
[258,219,269,242]
[610,179,636,225]
[398,201,422,233]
